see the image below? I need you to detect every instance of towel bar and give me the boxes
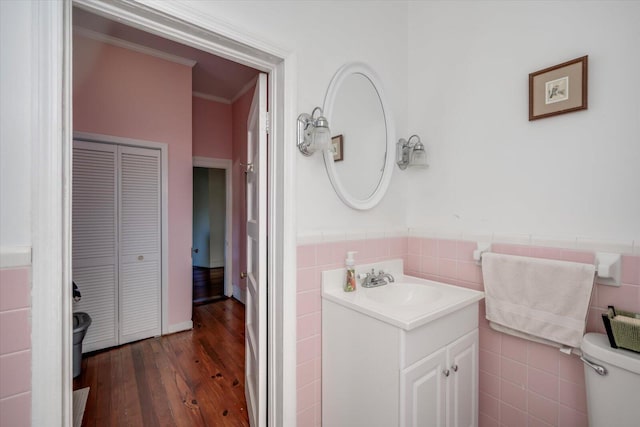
[595,252,621,287]
[473,242,491,265]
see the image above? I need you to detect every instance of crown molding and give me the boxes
[192,91,231,104]
[231,75,258,103]
[74,26,197,68]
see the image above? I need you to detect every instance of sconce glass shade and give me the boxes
[396,135,428,169]
[311,123,331,152]
[297,107,331,156]
[410,141,428,167]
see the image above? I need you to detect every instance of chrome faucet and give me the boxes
[360,269,395,288]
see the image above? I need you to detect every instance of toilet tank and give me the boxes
[581,333,640,427]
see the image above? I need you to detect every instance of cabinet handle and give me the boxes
[451,364,458,372]
[137,255,144,261]
[442,369,450,377]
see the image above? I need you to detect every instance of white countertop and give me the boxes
[321,259,484,331]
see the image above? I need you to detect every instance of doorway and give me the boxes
[70,4,268,425]
[32,0,296,424]
[192,166,227,304]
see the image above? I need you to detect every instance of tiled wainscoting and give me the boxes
[0,267,31,427]
[296,235,640,427]
[296,236,408,426]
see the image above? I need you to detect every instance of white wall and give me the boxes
[0,0,32,248]
[407,1,640,243]
[165,0,410,236]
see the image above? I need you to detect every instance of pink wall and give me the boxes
[296,237,408,427]
[192,96,232,159]
[230,85,255,300]
[297,237,640,427]
[0,267,31,427]
[73,35,193,326]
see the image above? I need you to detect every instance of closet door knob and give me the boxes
[137,255,144,261]
[240,272,248,279]
[451,364,458,372]
[443,369,450,377]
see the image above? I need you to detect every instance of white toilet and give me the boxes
[581,333,640,427]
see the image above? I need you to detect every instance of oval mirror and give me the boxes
[323,62,395,210]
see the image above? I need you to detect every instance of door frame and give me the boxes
[192,156,233,298]
[32,0,297,425]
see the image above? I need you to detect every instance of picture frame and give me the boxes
[529,55,588,121]
[331,134,344,162]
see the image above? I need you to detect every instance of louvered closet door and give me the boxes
[72,141,119,352]
[118,145,161,344]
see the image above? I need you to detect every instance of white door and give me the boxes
[72,141,162,352]
[72,141,119,352]
[245,73,268,427]
[401,347,447,427]
[447,330,478,427]
[118,145,162,344]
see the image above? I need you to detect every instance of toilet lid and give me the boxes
[581,333,640,375]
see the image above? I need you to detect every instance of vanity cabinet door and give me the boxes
[446,330,478,427]
[401,329,478,427]
[401,347,447,427]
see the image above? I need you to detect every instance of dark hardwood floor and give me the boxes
[74,299,249,427]
[193,267,225,305]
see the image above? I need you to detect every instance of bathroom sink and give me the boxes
[363,282,443,308]
[322,259,484,330]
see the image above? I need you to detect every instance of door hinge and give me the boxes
[265,114,271,135]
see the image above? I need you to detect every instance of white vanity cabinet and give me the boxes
[322,293,480,427]
[401,329,478,427]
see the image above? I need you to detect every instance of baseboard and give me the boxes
[166,320,193,334]
[233,285,246,304]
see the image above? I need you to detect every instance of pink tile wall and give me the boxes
[296,237,407,427]
[297,236,640,427]
[407,238,640,427]
[0,267,31,427]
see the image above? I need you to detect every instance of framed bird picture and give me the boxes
[529,56,588,121]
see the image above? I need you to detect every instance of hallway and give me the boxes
[193,267,225,305]
[73,299,248,426]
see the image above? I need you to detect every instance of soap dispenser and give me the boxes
[344,251,357,292]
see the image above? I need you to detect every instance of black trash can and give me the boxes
[73,312,92,378]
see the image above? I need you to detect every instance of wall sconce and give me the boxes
[297,107,331,156]
[396,134,428,169]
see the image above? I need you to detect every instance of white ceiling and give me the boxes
[73,7,260,102]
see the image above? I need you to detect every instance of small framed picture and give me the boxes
[331,135,344,162]
[529,56,588,121]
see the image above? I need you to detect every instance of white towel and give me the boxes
[482,253,595,348]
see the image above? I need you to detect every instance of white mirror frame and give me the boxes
[323,62,395,210]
